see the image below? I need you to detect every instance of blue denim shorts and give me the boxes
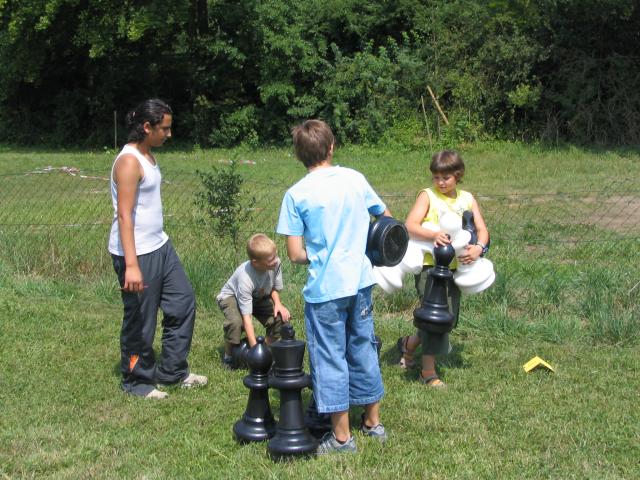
[304,286,384,413]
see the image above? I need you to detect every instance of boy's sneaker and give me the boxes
[359,414,387,443]
[181,373,208,388]
[144,388,168,400]
[316,432,357,455]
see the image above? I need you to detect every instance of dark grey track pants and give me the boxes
[112,240,196,396]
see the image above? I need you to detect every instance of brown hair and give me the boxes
[430,150,465,182]
[247,233,276,260]
[291,119,335,167]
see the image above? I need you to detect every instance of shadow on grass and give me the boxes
[380,340,470,383]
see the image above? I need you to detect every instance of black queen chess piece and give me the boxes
[233,336,276,443]
[413,242,456,334]
[267,323,318,459]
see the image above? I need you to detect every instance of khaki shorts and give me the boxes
[217,295,284,344]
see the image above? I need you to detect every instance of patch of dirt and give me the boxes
[593,195,640,233]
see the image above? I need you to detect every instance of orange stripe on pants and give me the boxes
[129,354,139,372]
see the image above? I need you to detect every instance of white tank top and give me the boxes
[108,144,169,256]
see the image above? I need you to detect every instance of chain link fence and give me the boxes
[1,168,638,337]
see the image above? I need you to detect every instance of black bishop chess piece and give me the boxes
[233,336,276,443]
[267,323,318,459]
[413,242,456,334]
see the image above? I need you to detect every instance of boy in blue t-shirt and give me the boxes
[276,119,391,454]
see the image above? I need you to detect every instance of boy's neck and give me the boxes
[307,159,332,172]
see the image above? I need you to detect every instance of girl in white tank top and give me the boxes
[108,144,168,256]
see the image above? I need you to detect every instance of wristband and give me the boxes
[476,242,488,257]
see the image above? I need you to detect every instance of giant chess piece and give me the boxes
[233,336,276,442]
[374,211,495,295]
[268,323,318,459]
[231,338,250,369]
[366,215,409,267]
[413,243,456,333]
[374,334,382,358]
[453,212,495,294]
[304,394,332,438]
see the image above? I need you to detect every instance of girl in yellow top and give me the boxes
[398,150,489,387]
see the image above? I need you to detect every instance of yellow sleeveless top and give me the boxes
[421,187,474,267]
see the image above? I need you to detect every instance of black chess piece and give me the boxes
[304,394,332,438]
[231,338,250,369]
[374,334,382,358]
[462,210,490,251]
[462,210,478,245]
[233,336,276,442]
[304,334,380,438]
[366,215,409,267]
[413,243,456,333]
[267,323,318,459]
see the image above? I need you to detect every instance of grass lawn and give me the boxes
[0,142,638,478]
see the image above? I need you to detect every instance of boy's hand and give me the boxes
[458,244,482,264]
[274,304,291,322]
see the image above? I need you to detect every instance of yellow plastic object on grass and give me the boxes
[523,356,555,373]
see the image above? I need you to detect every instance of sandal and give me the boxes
[396,336,416,369]
[419,374,446,388]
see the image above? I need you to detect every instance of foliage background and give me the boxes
[1,0,639,147]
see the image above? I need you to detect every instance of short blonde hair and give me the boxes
[247,233,276,260]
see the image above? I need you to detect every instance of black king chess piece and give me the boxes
[233,336,276,442]
[267,323,318,459]
[413,242,456,333]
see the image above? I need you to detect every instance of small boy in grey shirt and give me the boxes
[217,233,291,367]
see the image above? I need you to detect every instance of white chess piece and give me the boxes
[373,211,495,295]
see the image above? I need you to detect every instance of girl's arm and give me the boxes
[405,191,450,246]
[114,154,144,292]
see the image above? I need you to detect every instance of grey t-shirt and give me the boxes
[217,259,283,315]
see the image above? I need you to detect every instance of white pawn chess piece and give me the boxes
[373,211,495,295]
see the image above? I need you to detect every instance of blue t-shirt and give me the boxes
[276,165,386,303]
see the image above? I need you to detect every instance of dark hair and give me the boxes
[430,150,465,182]
[291,119,335,167]
[125,99,173,143]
